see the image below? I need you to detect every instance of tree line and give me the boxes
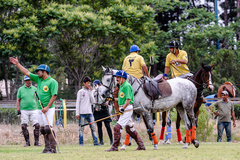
[1,0,239,100]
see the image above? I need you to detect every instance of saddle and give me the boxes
[143,74,172,101]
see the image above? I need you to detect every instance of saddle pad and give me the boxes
[158,81,172,98]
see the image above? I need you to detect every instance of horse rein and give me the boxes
[170,64,213,90]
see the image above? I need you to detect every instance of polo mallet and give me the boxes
[35,91,62,154]
[148,56,154,76]
[80,108,135,127]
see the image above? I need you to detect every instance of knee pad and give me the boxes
[114,124,122,132]
[44,125,51,134]
[21,123,28,130]
[40,127,45,135]
[34,123,40,130]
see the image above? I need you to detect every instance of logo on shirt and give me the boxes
[43,86,49,92]
[120,92,125,98]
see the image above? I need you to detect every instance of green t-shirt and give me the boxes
[118,81,134,106]
[214,99,234,122]
[17,85,37,110]
[30,73,58,109]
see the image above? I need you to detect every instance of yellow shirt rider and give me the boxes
[122,45,149,78]
[164,40,192,80]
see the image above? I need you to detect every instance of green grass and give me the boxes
[0,142,240,160]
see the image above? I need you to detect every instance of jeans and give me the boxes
[217,122,232,142]
[79,114,98,145]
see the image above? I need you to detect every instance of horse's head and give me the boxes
[101,66,117,98]
[93,85,106,106]
[201,63,214,91]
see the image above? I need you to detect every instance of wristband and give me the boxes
[164,74,167,77]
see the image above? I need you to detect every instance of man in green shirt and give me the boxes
[105,70,145,152]
[10,57,58,153]
[210,90,236,142]
[17,75,40,147]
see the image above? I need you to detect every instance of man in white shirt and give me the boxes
[76,76,99,146]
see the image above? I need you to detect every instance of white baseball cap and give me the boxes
[221,91,228,95]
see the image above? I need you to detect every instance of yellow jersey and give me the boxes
[122,52,146,79]
[165,50,190,77]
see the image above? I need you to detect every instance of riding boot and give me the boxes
[48,131,57,153]
[22,124,30,147]
[126,125,145,151]
[105,124,121,152]
[34,123,41,146]
[40,127,51,153]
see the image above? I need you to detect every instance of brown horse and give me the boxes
[160,63,214,147]
[217,82,236,98]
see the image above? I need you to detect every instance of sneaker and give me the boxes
[100,141,104,145]
[94,143,101,146]
[79,144,84,146]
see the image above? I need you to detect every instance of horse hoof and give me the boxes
[158,140,163,145]
[182,143,189,149]
[153,144,158,150]
[164,140,171,145]
[120,145,127,150]
[192,140,200,148]
[179,141,184,144]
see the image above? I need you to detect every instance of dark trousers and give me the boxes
[217,122,231,142]
[96,121,113,142]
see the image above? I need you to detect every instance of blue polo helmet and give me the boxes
[113,70,127,79]
[130,45,140,52]
[93,80,101,85]
[24,75,30,81]
[35,64,50,73]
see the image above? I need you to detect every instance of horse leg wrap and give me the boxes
[165,126,172,140]
[151,132,158,144]
[176,129,182,142]
[186,130,191,144]
[124,133,130,145]
[159,127,165,140]
[191,126,196,140]
[190,128,192,141]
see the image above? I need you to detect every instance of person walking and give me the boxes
[9,57,58,153]
[17,75,41,147]
[105,70,145,152]
[93,80,113,145]
[210,91,236,142]
[76,76,99,146]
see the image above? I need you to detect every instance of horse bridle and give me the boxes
[102,69,143,97]
[186,68,212,89]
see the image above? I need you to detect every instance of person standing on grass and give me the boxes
[210,90,236,142]
[17,75,41,147]
[93,80,113,145]
[105,70,145,152]
[76,76,99,146]
[9,57,58,153]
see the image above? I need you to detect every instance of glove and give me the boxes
[106,97,114,102]
[118,108,124,115]
[17,110,21,116]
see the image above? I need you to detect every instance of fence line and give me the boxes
[1,98,240,109]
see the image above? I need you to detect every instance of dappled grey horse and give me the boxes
[100,67,198,149]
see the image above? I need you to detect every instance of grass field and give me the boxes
[1,119,240,160]
[0,142,240,160]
